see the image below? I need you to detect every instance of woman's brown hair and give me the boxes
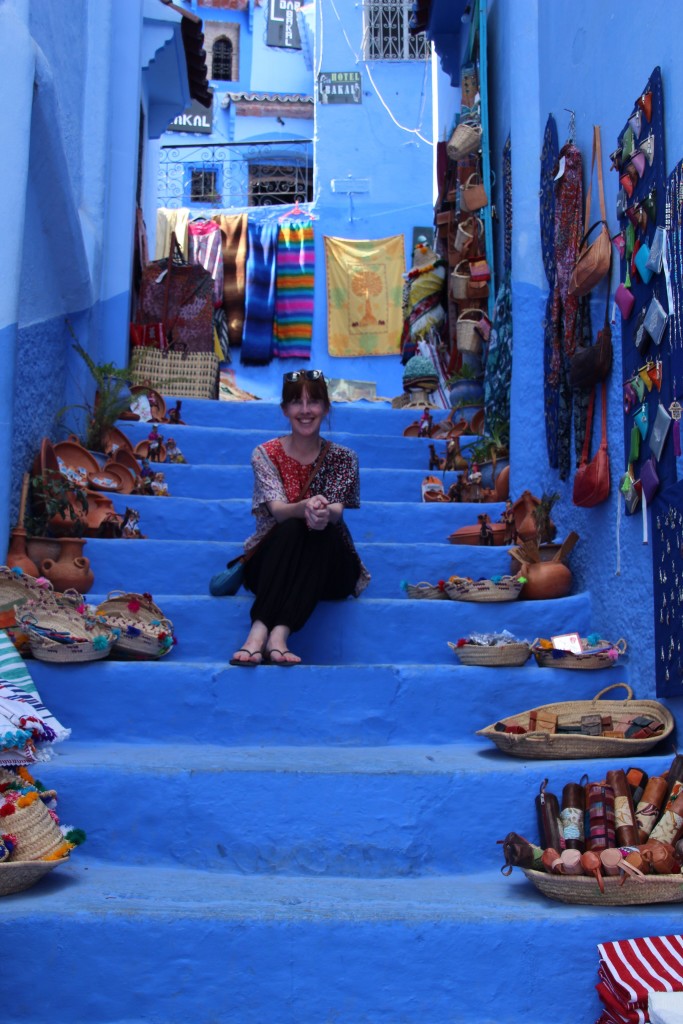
[281,370,330,410]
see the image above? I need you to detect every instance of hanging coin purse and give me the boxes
[634,402,649,440]
[633,307,649,354]
[612,232,626,259]
[639,133,655,167]
[632,374,646,402]
[649,402,672,461]
[625,221,636,260]
[620,170,636,199]
[615,281,635,320]
[629,422,641,462]
[643,294,668,347]
[620,470,642,515]
[622,125,636,161]
[640,455,660,505]
[637,90,653,124]
[623,381,637,412]
[616,188,629,220]
[645,226,666,274]
[634,242,653,285]
[628,109,642,138]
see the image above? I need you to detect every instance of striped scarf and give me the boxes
[272,219,315,360]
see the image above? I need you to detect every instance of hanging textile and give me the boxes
[272,219,315,360]
[241,219,279,364]
[188,219,229,361]
[215,213,248,351]
[399,241,447,364]
[484,134,513,432]
[545,141,590,479]
[155,208,189,260]
[324,234,405,357]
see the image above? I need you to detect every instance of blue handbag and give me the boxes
[209,558,245,597]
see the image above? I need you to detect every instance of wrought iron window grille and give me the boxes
[362,0,428,60]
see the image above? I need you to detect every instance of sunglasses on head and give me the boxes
[283,370,324,383]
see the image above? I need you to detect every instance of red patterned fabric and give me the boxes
[596,935,683,1024]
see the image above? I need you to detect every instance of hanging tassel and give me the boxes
[674,419,681,457]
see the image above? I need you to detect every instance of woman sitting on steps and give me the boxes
[230,370,370,667]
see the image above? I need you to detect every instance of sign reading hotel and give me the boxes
[266,0,302,49]
[167,97,213,135]
[318,72,362,105]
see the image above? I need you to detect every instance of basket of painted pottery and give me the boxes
[443,573,525,603]
[449,633,531,667]
[95,591,175,658]
[15,595,117,663]
[532,634,627,669]
[477,683,673,759]
[402,580,449,600]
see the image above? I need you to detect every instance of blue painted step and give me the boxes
[31,660,637,747]
[7,862,683,1024]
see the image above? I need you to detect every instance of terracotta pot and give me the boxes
[26,537,62,567]
[82,493,117,538]
[6,528,39,576]
[510,542,564,575]
[520,561,572,601]
[40,537,94,594]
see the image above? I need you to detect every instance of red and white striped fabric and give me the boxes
[596,936,683,1024]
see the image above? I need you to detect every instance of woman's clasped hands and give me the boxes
[304,494,329,531]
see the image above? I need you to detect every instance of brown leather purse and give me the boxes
[569,125,611,297]
[573,382,610,507]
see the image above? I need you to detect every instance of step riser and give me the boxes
[108,495,507,542]
[11,874,683,1024]
[50,751,672,875]
[85,538,528,598]
[62,592,593,664]
[118,421,480,471]
[31,661,634,745]
[148,463,489,501]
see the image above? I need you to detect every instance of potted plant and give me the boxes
[59,326,136,454]
[447,363,484,410]
[463,420,510,490]
[25,471,89,549]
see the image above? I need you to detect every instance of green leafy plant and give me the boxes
[59,321,135,452]
[25,472,89,538]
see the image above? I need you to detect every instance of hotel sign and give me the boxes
[168,97,213,135]
[267,0,302,49]
[318,72,362,105]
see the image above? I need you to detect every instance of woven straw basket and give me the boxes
[444,574,524,603]
[446,120,482,161]
[522,868,683,906]
[5,796,67,862]
[456,309,485,355]
[95,591,175,658]
[448,641,531,667]
[0,566,57,653]
[16,599,116,663]
[404,581,448,600]
[532,637,627,670]
[476,683,674,759]
[0,859,65,897]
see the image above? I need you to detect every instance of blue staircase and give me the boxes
[6,399,680,1024]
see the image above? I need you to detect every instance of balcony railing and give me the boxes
[158,140,314,209]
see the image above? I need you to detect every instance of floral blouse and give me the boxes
[244,437,370,595]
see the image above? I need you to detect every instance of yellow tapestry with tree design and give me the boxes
[324,235,406,356]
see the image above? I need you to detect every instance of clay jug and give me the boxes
[41,537,94,594]
[520,560,572,600]
[83,493,117,537]
[6,528,39,577]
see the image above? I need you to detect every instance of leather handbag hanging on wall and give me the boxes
[136,233,215,353]
[569,125,612,297]
[460,174,488,212]
[569,290,612,389]
[573,381,610,507]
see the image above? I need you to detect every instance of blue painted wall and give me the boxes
[468,0,683,692]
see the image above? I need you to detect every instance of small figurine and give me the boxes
[151,472,169,497]
[166,437,187,464]
[468,461,482,502]
[121,507,145,539]
[447,478,464,502]
[478,513,494,546]
[148,426,163,462]
[167,400,185,425]
[501,498,517,544]
[418,407,433,438]
[139,457,153,479]
[428,443,445,472]
[444,438,468,473]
